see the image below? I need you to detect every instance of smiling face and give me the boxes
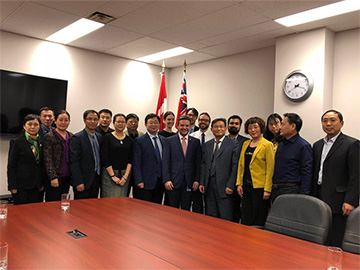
[127,117,139,132]
[228,118,240,135]
[164,114,175,129]
[145,117,160,135]
[113,115,126,133]
[178,119,190,137]
[84,113,99,132]
[211,120,226,140]
[322,111,343,139]
[268,118,281,135]
[99,112,112,128]
[55,113,70,132]
[198,114,210,131]
[247,123,261,140]
[40,110,54,129]
[23,119,40,136]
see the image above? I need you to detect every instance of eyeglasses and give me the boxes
[86,118,98,122]
[100,116,111,120]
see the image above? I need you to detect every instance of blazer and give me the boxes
[236,137,275,192]
[43,130,73,181]
[125,130,144,138]
[70,129,102,189]
[7,134,45,190]
[162,134,202,189]
[312,133,359,214]
[132,133,167,190]
[200,137,240,198]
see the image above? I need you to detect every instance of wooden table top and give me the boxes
[1,197,359,269]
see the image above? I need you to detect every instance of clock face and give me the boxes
[283,70,313,102]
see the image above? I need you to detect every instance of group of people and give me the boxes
[7,107,359,248]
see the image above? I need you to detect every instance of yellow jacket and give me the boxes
[236,137,275,192]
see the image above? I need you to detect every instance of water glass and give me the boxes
[0,242,8,270]
[61,193,70,211]
[327,246,342,270]
[0,201,8,219]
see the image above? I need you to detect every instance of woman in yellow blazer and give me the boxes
[236,117,275,226]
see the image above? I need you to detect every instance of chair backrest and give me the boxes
[342,207,360,254]
[264,194,332,245]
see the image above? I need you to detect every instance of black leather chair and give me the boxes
[265,194,332,245]
[342,207,360,254]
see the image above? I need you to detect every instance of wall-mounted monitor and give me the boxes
[0,69,68,136]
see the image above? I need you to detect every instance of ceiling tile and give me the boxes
[152,51,217,68]
[106,37,176,60]
[33,1,110,17]
[68,25,143,52]
[1,1,79,39]
[150,4,268,45]
[0,1,24,24]
[109,1,237,35]
[241,0,341,20]
[96,1,152,18]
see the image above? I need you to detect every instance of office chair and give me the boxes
[342,207,360,254]
[264,194,332,245]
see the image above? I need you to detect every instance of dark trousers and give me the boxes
[167,181,192,211]
[271,184,301,204]
[205,176,233,221]
[134,177,164,204]
[191,189,204,214]
[74,174,100,200]
[241,185,269,226]
[45,176,71,202]
[327,214,348,247]
[230,192,242,223]
[13,188,42,205]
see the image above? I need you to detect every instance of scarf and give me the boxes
[25,132,40,164]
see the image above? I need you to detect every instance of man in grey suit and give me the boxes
[199,118,240,221]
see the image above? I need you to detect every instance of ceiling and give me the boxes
[1,0,359,68]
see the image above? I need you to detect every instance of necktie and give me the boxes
[201,133,205,151]
[92,135,101,175]
[181,137,187,156]
[153,137,162,177]
[212,141,220,162]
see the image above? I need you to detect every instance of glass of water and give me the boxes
[61,193,70,211]
[0,201,8,219]
[0,242,8,270]
[327,246,342,270]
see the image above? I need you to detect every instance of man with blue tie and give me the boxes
[163,116,202,210]
[70,110,102,199]
[133,113,167,204]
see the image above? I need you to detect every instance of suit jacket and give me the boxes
[125,129,144,138]
[200,137,240,198]
[70,129,102,189]
[236,137,275,192]
[132,133,167,190]
[236,134,250,152]
[7,134,45,190]
[162,134,202,189]
[312,132,359,214]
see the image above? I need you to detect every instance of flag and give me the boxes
[175,71,187,129]
[156,72,167,130]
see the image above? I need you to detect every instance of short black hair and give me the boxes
[177,115,191,125]
[199,112,211,122]
[126,113,139,122]
[211,118,227,128]
[164,111,175,120]
[113,113,126,123]
[99,109,113,117]
[39,107,54,114]
[55,110,70,121]
[83,110,99,120]
[244,117,266,134]
[321,109,343,122]
[145,113,160,124]
[23,114,40,126]
[186,108,199,117]
[284,113,302,132]
[228,115,242,126]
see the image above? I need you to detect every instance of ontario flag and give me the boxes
[156,72,167,130]
[175,71,187,129]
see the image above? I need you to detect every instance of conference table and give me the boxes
[1,198,359,269]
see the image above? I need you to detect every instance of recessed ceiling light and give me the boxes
[275,0,360,27]
[46,18,104,44]
[136,47,194,63]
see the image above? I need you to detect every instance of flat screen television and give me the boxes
[0,69,68,136]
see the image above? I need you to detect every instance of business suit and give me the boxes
[132,133,167,204]
[162,134,201,210]
[312,132,359,246]
[70,129,102,199]
[7,134,45,205]
[200,137,240,221]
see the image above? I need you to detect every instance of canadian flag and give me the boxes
[156,72,167,130]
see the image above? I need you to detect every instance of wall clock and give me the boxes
[283,70,314,102]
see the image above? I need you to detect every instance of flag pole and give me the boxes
[162,61,165,74]
[183,60,187,73]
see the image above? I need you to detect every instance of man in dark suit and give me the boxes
[227,115,249,223]
[132,113,167,204]
[163,115,202,210]
[70,110,102,199]
[312,110,359,247]
[186,108,199,134]
[199,118,240,221]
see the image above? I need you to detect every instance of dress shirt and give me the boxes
[273,133,313,194]
[178,133,189,148]
[317,132,341,185]
[41,124,54,135]
[147,132,163,158]
[190,129,214,144]
[213,136,225,152]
